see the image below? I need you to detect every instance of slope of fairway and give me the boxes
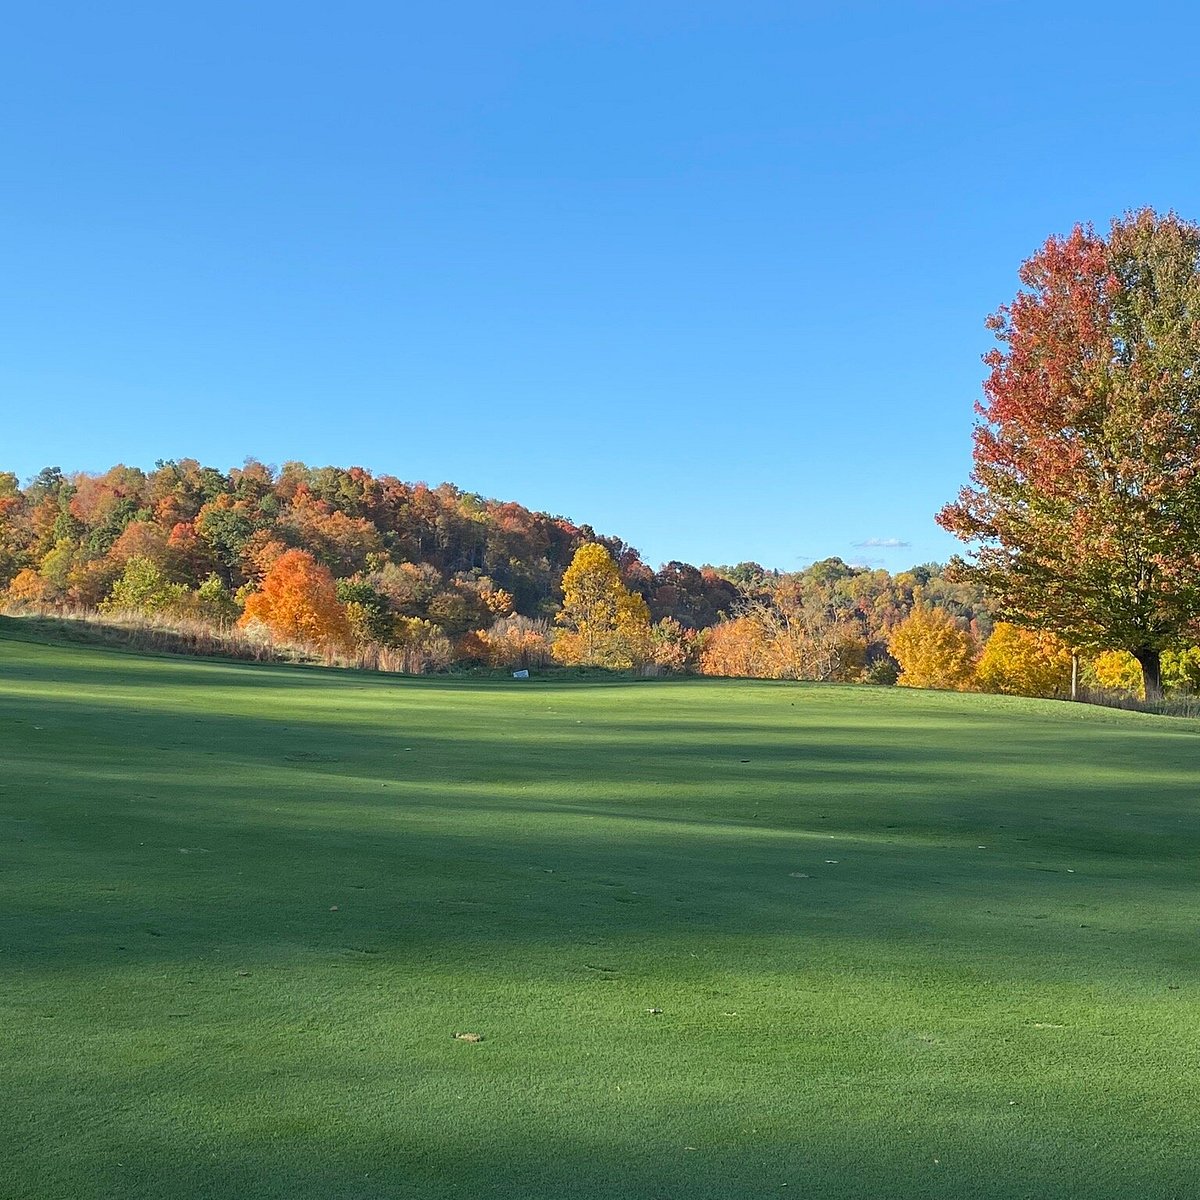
[3,625,1199,1199]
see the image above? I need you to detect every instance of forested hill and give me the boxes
[0,459,983,645]
[0,460,732,627]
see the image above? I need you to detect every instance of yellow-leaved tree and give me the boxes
[975,622,1073,697]
[1077,647,1200,699]
[887,604,977,691]
[553,543,652,669]
[1088,650,1145,696]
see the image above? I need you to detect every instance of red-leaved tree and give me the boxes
[938,210,1200,699]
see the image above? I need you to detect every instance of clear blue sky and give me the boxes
[3,1,1197,571]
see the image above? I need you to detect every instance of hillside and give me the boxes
[3,628,1199,1199]
[0,461,985,674]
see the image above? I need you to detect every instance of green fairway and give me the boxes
[3,622,1199,1199]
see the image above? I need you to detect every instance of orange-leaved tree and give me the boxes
[239,548,352,651]
[698,615,774,677]
[887,604,977,691]
[6,567,52,606]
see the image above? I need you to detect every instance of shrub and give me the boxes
[100,556,190,617]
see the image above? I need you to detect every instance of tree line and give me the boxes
[1,455,1186,699]
[0,457,979,676]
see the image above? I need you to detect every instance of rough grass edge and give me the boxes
[0,604,450,674]
[1,603,333,666]
[1072,685,1200,719]
[0,604,667,681]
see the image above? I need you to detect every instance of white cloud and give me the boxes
[852,537,911,549]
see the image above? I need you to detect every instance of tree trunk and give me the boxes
[1133,647,1163,702]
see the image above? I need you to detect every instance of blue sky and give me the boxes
[3,1,1198,571]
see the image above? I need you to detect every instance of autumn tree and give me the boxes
[6,568,51,606]
[1164,647,1200,693]
[474,614,554,669]
[335,578,394,645]
[698,616,773,677]
[887,605,977,691]
[975,622,1072,698]
[939,210,1200,699]
[101,556,189,616]
[239,549,352,651]
[0,471,26,586]
[740,580,867,682]
[552,543,652,669]
[695,571,870,682]
[647,561,739,628]
[282,488,381,575]
[194,573,239,625]
[1086,646,1200,698]
[366,561,442,617]
[648,616,698,673]
[1088,650,1146,696]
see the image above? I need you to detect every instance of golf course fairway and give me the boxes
[3,622,1198,1199]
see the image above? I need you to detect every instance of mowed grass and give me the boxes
[3,623,1199,1199]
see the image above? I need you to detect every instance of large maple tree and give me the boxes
[939,210,1200,698]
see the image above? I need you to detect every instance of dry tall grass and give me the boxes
[0,603,452,675]
[1072,686,1200,719]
